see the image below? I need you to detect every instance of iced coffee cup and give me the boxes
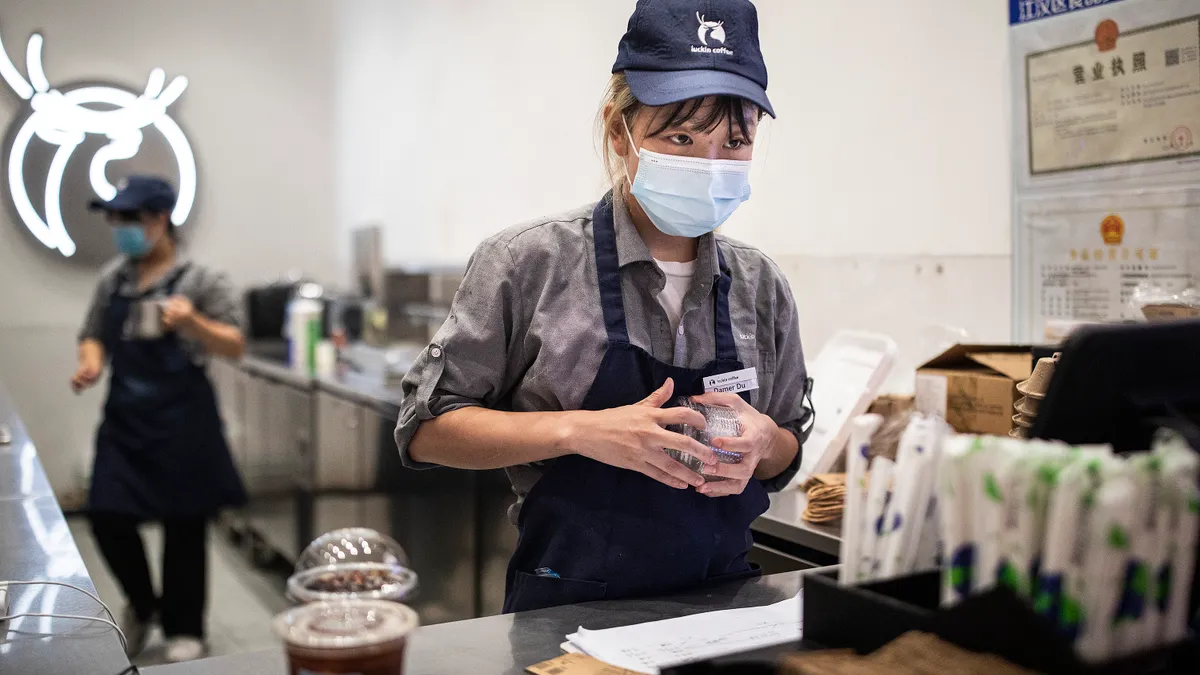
[274,599,418,675]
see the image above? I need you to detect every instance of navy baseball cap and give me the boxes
[613,0,774,118]
[89,176,177,214]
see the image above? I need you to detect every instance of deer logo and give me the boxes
[697,13,726,46]
[0,27,196,258]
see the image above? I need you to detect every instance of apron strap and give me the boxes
[591,196,631,344]
[592,194,741,362]
[713,246,739,363]
[161,262,192,296]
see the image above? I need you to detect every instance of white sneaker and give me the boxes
[117,605,151,657]
[164,636,206,663]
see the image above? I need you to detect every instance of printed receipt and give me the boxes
[563,593,802,674]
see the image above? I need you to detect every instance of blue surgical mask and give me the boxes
[625,121,752,238]
[113,225,152,257]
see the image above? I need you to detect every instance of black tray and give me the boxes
[802,569,1198,675]
[666,570,1197,674]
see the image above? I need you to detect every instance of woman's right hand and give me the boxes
[71,360,102,393]
[561,378,717,489]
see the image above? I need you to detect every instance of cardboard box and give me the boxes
[867,393,915,420]
[1141,303,1200,321]
[915,345,1033,436]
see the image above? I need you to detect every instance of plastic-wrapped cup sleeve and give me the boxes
[714,448,744,464]
[665,398,745,475]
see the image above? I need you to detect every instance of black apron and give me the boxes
[88,263,246,521]
[503,197,769,613]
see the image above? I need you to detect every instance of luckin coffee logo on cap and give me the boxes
[693,13,734,56]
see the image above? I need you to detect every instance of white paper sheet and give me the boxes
[563,593,802,674]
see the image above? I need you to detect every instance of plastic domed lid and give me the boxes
[274,599,418,655]
[295,528,409,572]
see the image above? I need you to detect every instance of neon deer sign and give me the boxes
[0,28,196,257]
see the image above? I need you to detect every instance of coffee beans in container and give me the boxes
[287,562,418,604]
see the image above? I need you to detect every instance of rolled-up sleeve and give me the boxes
[78,279,111,344]
[79,259,127,344]
[760,266,811,492]
[394,237,525,469]
[195,269,244,330]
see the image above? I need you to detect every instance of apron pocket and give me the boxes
[509,571,608,613]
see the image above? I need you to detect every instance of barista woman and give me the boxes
[395,0,812,613]
[72,176,246,662]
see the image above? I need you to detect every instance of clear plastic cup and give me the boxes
[666,397,744,481]
[274,599,418,675]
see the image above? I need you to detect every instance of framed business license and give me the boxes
[1025,15,1200,175]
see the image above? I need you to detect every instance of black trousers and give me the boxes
[89,512,207,638]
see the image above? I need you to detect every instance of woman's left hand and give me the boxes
[689,391,780,498]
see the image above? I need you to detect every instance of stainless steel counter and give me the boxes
[754,491,842,558]
[213,346,516,621]
[212,347,415,495]
[143,566,828,675]
[238,344,411,417]
[0,385,133,675]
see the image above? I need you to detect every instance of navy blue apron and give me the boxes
[88,263,246,521]
[503,196,769,613]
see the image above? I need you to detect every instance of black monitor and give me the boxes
[1031,319,1200,453]
[1031,319,1200,630]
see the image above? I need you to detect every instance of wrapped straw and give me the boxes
[840,414,884,584]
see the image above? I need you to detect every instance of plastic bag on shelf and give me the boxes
[1128,280,1200,322]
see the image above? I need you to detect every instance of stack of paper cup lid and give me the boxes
[803,477,847,524]
[1012,353,1060,438]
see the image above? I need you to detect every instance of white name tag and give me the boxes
[703,368,759,394]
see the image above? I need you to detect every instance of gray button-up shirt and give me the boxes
[79,256,244,367]
[395,191,809,517]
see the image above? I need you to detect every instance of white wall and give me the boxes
[334,0,626,267]
[336,0,1014,388]
[0,0,341,498]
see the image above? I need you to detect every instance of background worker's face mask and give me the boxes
[113,225,154,258]
[624,119,752,239]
